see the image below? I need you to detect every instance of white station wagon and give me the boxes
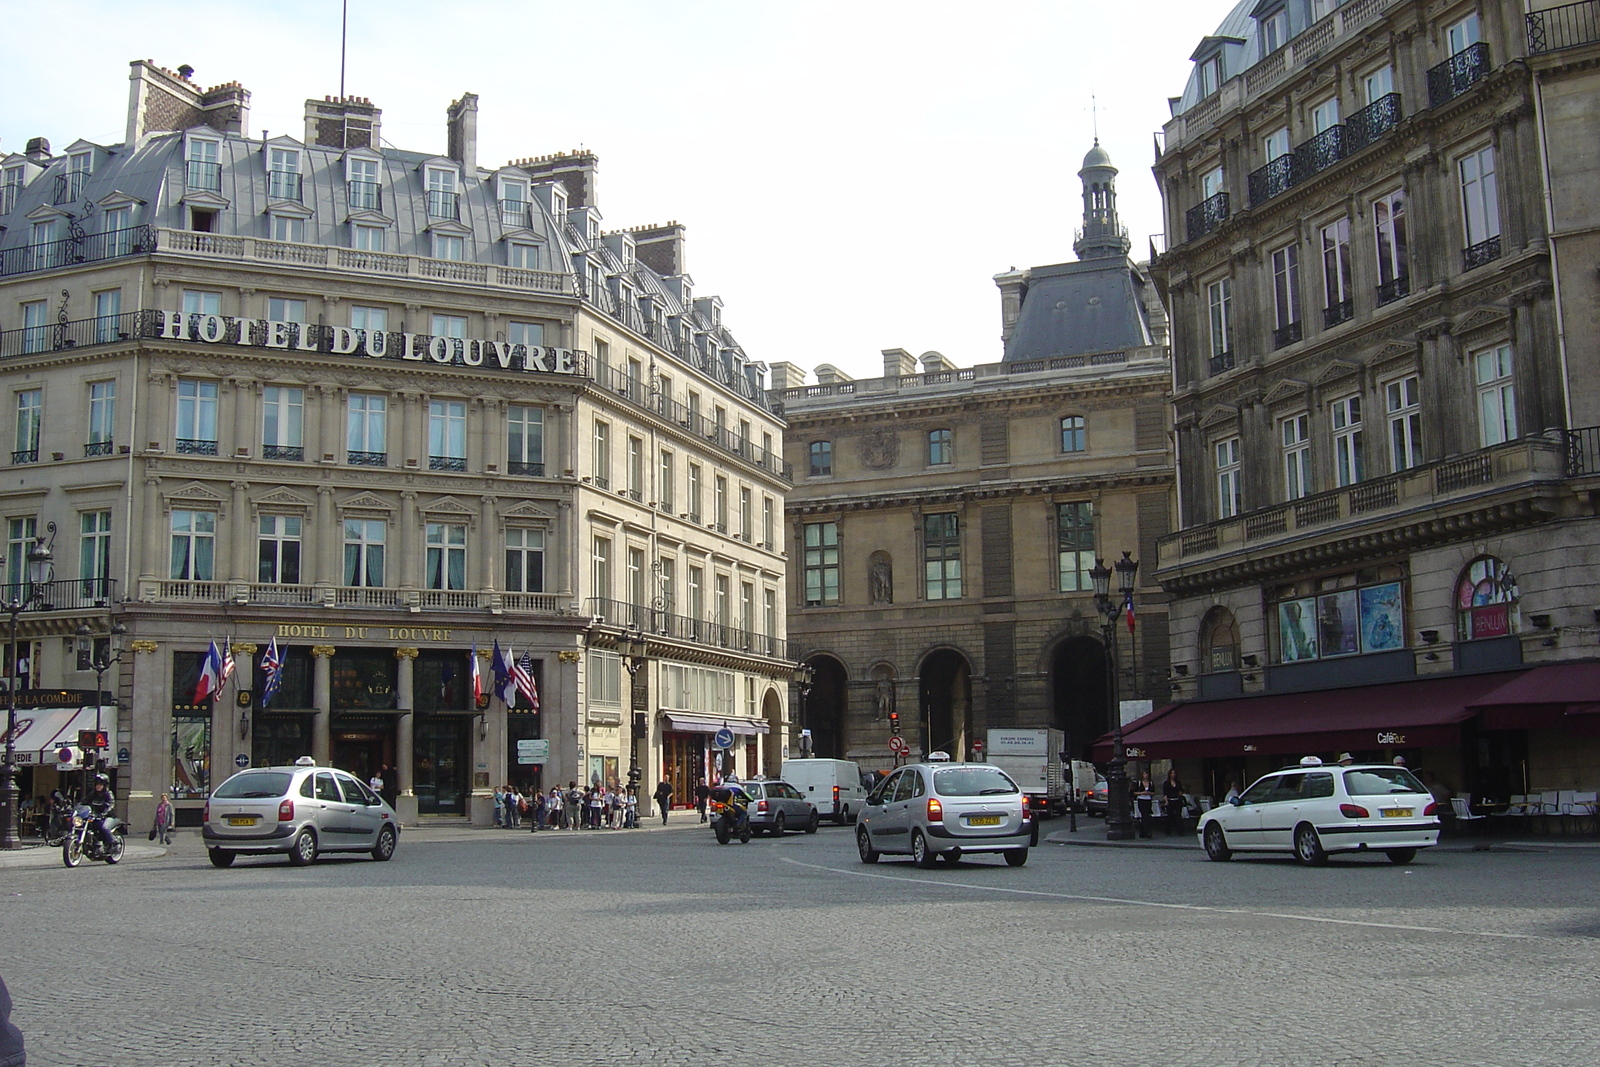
[1197,757,1441,865]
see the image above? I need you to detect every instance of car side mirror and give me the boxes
[1230,796,1243,807]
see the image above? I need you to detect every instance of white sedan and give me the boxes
[1197,757,1441,865]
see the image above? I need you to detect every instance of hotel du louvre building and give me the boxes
[1138,0,1600,803]
[0,61,794,829]
[776,141,1175,772]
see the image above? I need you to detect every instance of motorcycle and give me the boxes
[63,805,126,868]
[41,799,74,848]
[709,786,751,845]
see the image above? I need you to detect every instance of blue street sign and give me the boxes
[235,753,250,768]
[713,728,735,750]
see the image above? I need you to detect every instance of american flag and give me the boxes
[511,649,539,710]
[259,637,283,708]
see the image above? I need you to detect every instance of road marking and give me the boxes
[778,857,1578,942]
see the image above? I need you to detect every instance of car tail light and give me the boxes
[833,785,839,808]
[757,799,768,813]
[1339,803,1369,818]
[279,799,295,822]
[203,801,210,822]
[1423,801,1439,817]
[1021,802,1033,821]
[926,797,943,822]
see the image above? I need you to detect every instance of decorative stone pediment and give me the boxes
[95,190,146,210]
[340,492,394,514]
[344,209,393,226]
[1198,404,1240,430]
[1263,378,1310,406]
[163,480,224,507]
[1372,339,1420,366]
[419,496,475,519]
[1453,306,1508,338]
[1312,359,1362,388]
[502,501,555,523]
[179,189,229,210]
[253,487,313,512]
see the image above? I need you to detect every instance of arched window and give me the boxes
[1200,606,1240,673]
[1455,555,1519,640]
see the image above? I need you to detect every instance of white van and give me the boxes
[780,758,868,824]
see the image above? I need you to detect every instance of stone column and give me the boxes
[311,644,335,765]
[124,638,162,831]
[229,642,257,770]
[316,485,337,590]
[395,647,417,824]
[229,480,251,586]
[319,384,342,464]
[479,493,498,593]
[399,490,419,590]
[140,476,164,591]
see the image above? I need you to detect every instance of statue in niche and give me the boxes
[869,552,893,604]
[875,676,895,720]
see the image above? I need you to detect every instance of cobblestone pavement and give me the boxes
[4,819,1598,1067]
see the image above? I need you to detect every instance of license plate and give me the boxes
[226,815,259,827]
[967,815,1001,827]
[1381,808,1413,818]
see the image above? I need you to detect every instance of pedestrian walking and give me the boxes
[149,791,174,844]
[654,778,674,825]
[369,768,385,798]
[492,787,505,828]
[1162,769,1186,836]
[1134,770,1155,838]
[694,777,710,823]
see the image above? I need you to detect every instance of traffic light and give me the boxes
[631,712,648,739]
[78,729,109,750]
[888,711,900,734]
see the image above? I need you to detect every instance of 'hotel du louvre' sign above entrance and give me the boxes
[156,312,585,376]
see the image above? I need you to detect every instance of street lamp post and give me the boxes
[619,627,648,812]
[791,664,814,759]
[75,620,127,790]
[1,529,56,849]
[1091,551,1139,842]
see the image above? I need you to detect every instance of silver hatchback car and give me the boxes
[742,778,820,835]
[856,759,1033,867]
[203,756,401,867]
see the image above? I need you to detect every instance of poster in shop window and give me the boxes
[1316,589,1359,657]
[1359,582,1405,652]
[1278,597,1318,661]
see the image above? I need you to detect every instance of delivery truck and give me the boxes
[985,728,1092,816]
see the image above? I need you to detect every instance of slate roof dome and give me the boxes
[1081,140,1114,171]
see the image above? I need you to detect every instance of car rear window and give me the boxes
[1343,768,1427,796]
[213,771,293,799]
[933,767,1019,797]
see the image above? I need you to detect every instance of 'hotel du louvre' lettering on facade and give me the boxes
[157,312,585,375]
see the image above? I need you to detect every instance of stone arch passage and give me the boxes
[1049,634,1110,764]
[805,655,849,759]
[918,649,971,759]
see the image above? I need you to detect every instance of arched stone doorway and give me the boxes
[918,649,971,759]
[1049,634,1110,763]
[761,686,784,777]
[803,654,849,759]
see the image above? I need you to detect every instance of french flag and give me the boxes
[193,640,229,703]
[469,641,483,704]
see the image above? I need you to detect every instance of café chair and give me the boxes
[1450,796,1487,835]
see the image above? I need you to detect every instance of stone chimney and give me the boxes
[882,348,917,379]
[125,60,251,145]
[815,364,854,386]
[768,362,807,391]
[628,221,685,278]
[993,268,1028,344]
[305,96,382,149]
[511,149,599,208]
[446,93,478,172]
[24,138,51,163]
[920,351,952,373]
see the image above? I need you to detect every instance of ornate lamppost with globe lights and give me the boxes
[1091,551,1139,842]
[0,527,57,849]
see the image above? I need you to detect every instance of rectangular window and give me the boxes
[1261,8,1288,53]
[923,513,962,600]
[103,207,132,255]
[347,394,387,463]
[739,486,752,540]
[1207,278,1232,360]
[170,509,216,581]
[1056,502,1094,592]
[269,215,306,243]
[1476,345,1517,446]
[688,565,704,622]
[343,519,386,587]
[715,574,730,627]
[808,440,833,477]
[714,475,728,532]
[660,558,677,615]
[659,451,675,512]
[1331,395,1363,487]
[352,223,385,252]
[1321,217,1353,320]
[928,429,953,466]
[350,305,387,333]
[1281,414,1312,500]
[508,321,543,347]
[257,515,302,584]
[425,523,467,591]
[93,289,122,343]
[430,313,466,339]
[432,233,465,261]
[803,522,840,607]
[764,589,776,640]
[628,546,645,608]
[1197,54,1222,97]
[347,157,380,209]
[593,421,611,490]
[1447,12,1481,54]
[505,528,545,593]
[1216,437,1242,519]
[1263,126,1290,163]
[1374,191,1409,289]
[20,301,47,355]
[428,399,466,468]
[1386,376,1422,472]
[740,581,754,635]
[1460,147,1500,247]
[1060,416,1086,453]
[1,166,22,214]
[13,389,41,463]
[175,379,218,452]
[87,381,115,452]
[6,518,35,588]
[425,168,458,218]
[627,435,644,501]
[79,510,111,593]
[762,495,774,548]
[267,297,306,323]
[1364,65,1394,103]
[1201,166,1225,201]
[687,463,702,522]
[507,405,543,476]
[262,386,304,459]
[507,242,539,269]
[185,137,221,191]
[592,536,611,602]
[500,177,529,226]
[1312,96,1341,134]
[1271,244,1301,333]
[267,148,301,201]
[182,289,221,316]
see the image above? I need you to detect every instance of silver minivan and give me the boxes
[203,756,401,867]
[856,759,1033,867]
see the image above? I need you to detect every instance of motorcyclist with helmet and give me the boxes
[86,774,117,853]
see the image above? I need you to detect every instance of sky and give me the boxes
[0,0,1230,382]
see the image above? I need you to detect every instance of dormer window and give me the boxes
[433,232,465,261]
[346,155,381,211]
[65,151,93,201]
[1197,53,1223,97]
[1259,7,1288,53]
[268,148,302,202]
[185,136,222,192]
[507,241,540,269]
[498,176,529,227]
[269,212,307,243]
[1,166,23,214]
[425,166,459,219]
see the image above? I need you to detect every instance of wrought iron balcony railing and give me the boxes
[0,225,156,279]
[499,200,529,227]
[1272,321,1302,350]
[1185,192,1230,243]
[1464,235,1501,272]
[588,597,790,660]
[426,190,460,219]
[84,440,113,457]
[1322,299,1354,329]
[267,172,303,202]
[1428,42,1491,108]
[262,444,304,461]
[1528,0,1600,54]
[346,180,382,211]
[0,577,117,612]
[506,460,545,477]
[53,171,88,205]
[0,309,155,359]
[1345,93,1403,152]
[347,450,387,467]
[429,455,467,472]
[1248,154,1296,207]
[1292,125,1346,183]
[176,438,219,456]
[1208,350,1235,377]
[11,449,37,465]
[186,160,222,192]
[1376,276,1410,307]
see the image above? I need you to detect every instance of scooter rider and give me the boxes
[86,774,118,853]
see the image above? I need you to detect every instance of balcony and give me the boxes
[1322,299,1353,329]
[426,190,459,219]
[347,180,382,211]
[1208,350,1236,377]
[186,160,222,192]
[1428,42,1491,108]
[0,225,156,279]
[1185,192,1230,243]
[1272,321,1302,349]
[429,455,467,472]
[0,577,117,612]
[1292,125,1346,183]
[262,444,304,461]
[84,440,113,457]
[53,171,87,205]
[1248,154,1296,207]
[1464,235,1502,271]
[0,309,153,359]
[599,361,793,480]
[588,597,791,661]
[1346,93,1402,152]
[267,171,303,202]
[1528,0,1600,53]
[347,450,387,467]
[176,439,219,456]
[1158,434,1574,595]
[1376,275,1410,307]
[149,581,571,615]
[506,460,545,476]
[11,449,37,465]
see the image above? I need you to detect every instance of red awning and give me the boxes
[1092,671,1529,761]
[1467,661,1600,729]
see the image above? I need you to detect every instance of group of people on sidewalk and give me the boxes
[492,779,683,831]
[1133,769,1192,838]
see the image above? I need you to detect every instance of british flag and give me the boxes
[511,648,539,710]
[259,637,283,708]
